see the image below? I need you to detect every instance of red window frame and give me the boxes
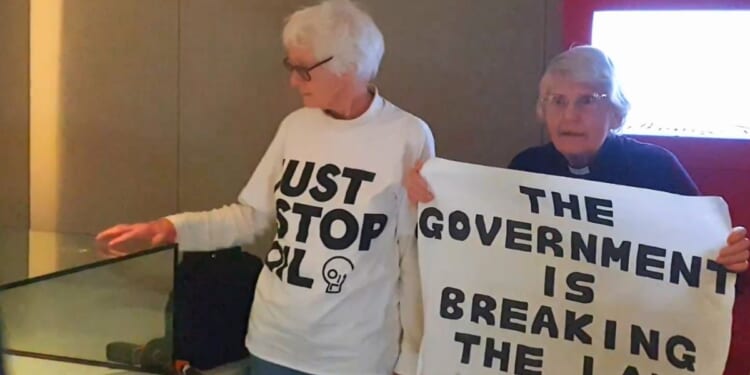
[563,2,750,374]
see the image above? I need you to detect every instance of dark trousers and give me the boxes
[246,356,312,375]
[172,247,263,370]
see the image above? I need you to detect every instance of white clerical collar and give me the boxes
[568,165,591,176]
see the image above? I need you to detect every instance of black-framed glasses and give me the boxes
[283,56,334,82]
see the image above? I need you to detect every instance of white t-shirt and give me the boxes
[167,92,435,375]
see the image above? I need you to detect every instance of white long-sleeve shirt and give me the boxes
[167,92,434,375]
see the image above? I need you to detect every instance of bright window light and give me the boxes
[592,10,750,139]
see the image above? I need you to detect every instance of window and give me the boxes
[591,10,750,139]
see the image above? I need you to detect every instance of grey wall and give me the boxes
[3,0,564,236]
[178,0,303,212]
[372,0,554,167]
[0,0,30,230]
[29,0,179,233]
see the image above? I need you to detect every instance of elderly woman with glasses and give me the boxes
[408,45,748,269]
[508,46,702,194]
[97,1,434,374]
[405,45,749,372]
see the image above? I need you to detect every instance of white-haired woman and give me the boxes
[405,45,749,372]
[98,1,433,374]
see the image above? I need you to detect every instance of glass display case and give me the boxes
[0,229,177,374]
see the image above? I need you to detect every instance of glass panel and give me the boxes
[0,242,175,374]
[4,354,153,374]
[0,229,111,286]
[0,229,29,286]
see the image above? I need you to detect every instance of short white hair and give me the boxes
[537,45,631,129]
[282,0,385,81]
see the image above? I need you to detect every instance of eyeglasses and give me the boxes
[283,56,334,82]
[542,93,609,114]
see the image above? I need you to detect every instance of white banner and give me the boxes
[417,158,735,375]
